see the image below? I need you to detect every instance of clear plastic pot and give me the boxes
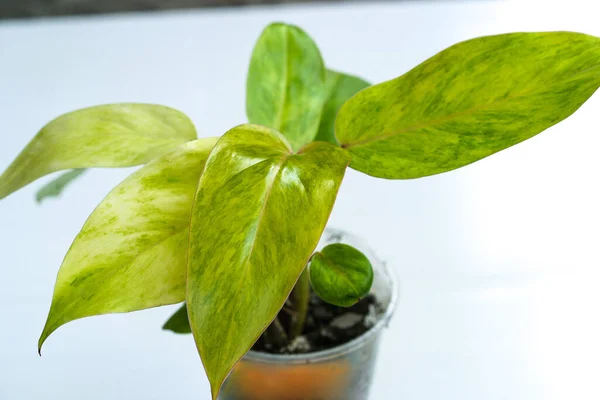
[219,228,399,400]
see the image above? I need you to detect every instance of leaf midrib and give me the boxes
[239,155,289,281]
[273,27,291,132]
[319,252,360,295]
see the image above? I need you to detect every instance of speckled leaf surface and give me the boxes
[163,304,192,334]
[186,124,350,399]
[0,103,197,199]
[246,23,327,151]
[38,137,217,351]
[35,169,86,203]
[336,32,600,179]
[315,70,370,145]
[309,243,374,307]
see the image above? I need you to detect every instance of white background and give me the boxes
[1,1,599,399]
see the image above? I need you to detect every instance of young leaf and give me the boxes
[309,243,374,307]
[336,32,600,179]
[186,124,350,399]
[0,103,197,199]
[246,23,327,151]
[38,137,218,351]
[163,304,192,334]
[315,70,370,145]
[35,169,86,204]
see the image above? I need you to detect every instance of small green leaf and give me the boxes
[309,243,374,307]
[315,70,370,145]
[246,23,327,151]
[35,169,86,204]
[336,32,600,179]
[1,103,197,199]
[163,304,191,334]
[38,137,217,352]
[186,124,350,399]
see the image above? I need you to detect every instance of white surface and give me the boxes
[1,1,599,399]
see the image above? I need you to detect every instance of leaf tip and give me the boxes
[205,359,229,400]
[38,314,58,357]
[37,335,46,357]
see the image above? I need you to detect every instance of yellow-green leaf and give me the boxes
[1,103,197,199]
[38,137,217,351]
[336,32,600,179]
[246,23,327,151]
[35,169,86,204]
[315,70,370,145]
[309,243,373,307]
[186,124,350,399]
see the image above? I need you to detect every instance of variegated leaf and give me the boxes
[186,124,350,399]
[38,137,217,351]
[1,103,196,199]
[246,23,327,151]
[336,32,600,178]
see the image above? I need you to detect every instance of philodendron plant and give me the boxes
[1,22,600,399]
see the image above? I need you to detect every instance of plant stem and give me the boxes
[290,267,310,339]
[265,317,288,348]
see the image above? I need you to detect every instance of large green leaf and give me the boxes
[336,32,600,179]
[246,23,327,151]
[315,70,370,145]
[0,103,197,199]
[35,169,86,204]
[186,124,350,399]
[309,243,373,307]
[38,137,217,351]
